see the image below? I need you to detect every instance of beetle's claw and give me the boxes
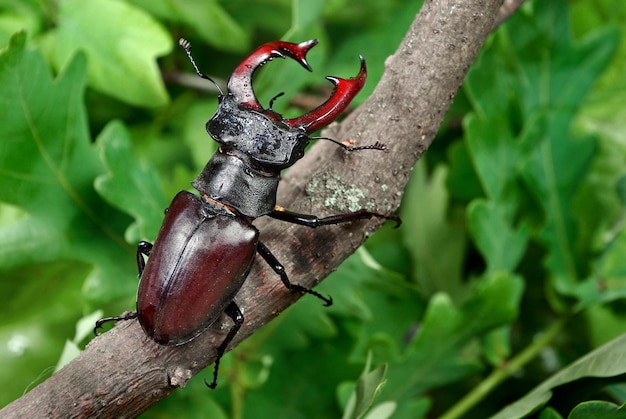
[389,214,402,228]
[309,288,333,307]
[204,378,217,390]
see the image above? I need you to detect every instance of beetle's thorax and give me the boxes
[192,152,277,218]
[192,95,311,219]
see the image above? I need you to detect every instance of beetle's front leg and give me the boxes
[93,241,153,336]
[136,241,153,276]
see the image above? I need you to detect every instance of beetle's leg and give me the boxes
[256,241,333,306]
[205,301,244,389]
[269,206,401,228]
[136,241,153,276]
[93,240,152,336]
[93,311,138,336]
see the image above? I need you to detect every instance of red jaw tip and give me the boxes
[227,40,367,134]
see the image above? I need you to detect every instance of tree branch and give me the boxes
[1,1,508,417]
[495,0,526,28]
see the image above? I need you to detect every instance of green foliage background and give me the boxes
[1,0,625,418]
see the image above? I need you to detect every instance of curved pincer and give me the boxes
[227,39,318,110]
[284,56,367,134]
[227,39,367,135]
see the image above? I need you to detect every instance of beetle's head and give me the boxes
[206,40,367,171]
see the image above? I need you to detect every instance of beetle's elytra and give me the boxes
[96,39,400,389]
[136,191,258,345]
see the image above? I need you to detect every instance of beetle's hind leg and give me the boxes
[205,301,244,389]
[256,241,333,306]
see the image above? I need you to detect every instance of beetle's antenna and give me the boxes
[179,38,224,95]
[312,136,387,152]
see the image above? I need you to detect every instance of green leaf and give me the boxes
[283,0,326,41]
[363,402,397,419]
[173,0,249,52]
[464,85,521,205]
[569,401,626,419]
[511,1,618,295]
[0,260,89,407]
[464,0,620,303]
[445,140,483,202]
[342,353,390,419]
[128,0,250,52]
[481,326,515,367]
[490,334,626,419]
[463,34,530,276]
[401,162,466,301]
[74,311,104,343]
[51,311,104,374]
[381,272,523,417]
[237,247,416,417]
[0,31,135,301]
[467,199,528,273]
[570,227,626,309]
[575,1,626,183]
[54,0,172,107]
[0,1,43,46]
[519,114,597,294]
[617,175,626,205]
[94,120,168,244]
[539,407,564,419]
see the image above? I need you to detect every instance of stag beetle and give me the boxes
[96,38,399,388]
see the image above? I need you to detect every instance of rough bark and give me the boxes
[1,1,517,417]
